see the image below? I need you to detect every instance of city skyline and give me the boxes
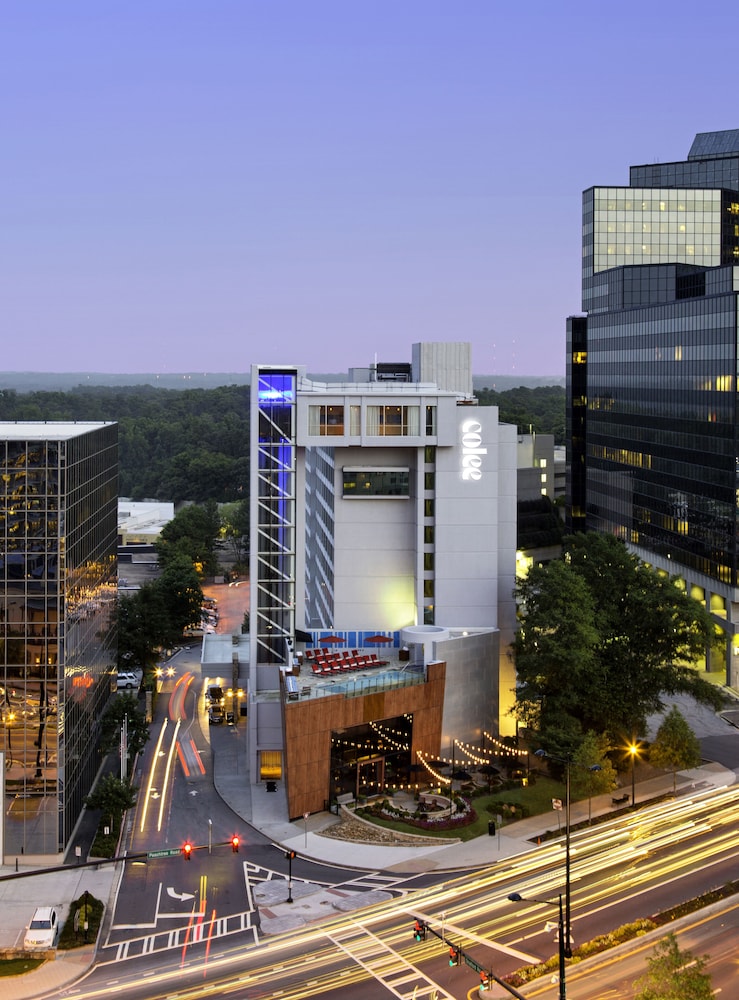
[4,0,737,376]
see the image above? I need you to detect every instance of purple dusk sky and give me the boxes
[3,1,737,378]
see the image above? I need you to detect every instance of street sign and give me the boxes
[552,798,563,811]
[147,848,182,858]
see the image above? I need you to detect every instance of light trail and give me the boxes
[157,717,181,832]
[139,717,169,833]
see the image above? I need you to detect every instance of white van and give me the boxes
[117,671,140,690]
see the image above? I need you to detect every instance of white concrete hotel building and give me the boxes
[248,343,518,817]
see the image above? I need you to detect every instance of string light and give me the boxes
[369,721,409,751]
[416,751,452,785]
[482,731,528,757]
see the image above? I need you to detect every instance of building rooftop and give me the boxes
[689,129,739,159]
[0,421,115,440]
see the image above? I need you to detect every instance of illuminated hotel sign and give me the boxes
[461,419,486,481]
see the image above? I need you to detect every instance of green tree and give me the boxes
[99,694,149,759]
[156,503,220,575]
[513,559,600,741]
[513,534,726,747]
[115,591,168,671]
[649,705,702,793]
[0,383,251,503]
[152,555,204,645]
[570,731,617,820]
[221,499,250,566]
[85,773,137,820]
[475,385,565,443]
[633,933,713,999]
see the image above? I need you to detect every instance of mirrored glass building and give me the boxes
[567,129,739,686]
[0,422,117,858]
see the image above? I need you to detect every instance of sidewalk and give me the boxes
[2,716,736,999]
[213,715,737,871]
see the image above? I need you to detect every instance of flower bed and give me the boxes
[357,795,478,832]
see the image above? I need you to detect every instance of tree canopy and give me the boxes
[634,933,713,999]
[649,705,702,793]
[569,731,618,814]
[85,773,137,821]
[220,499,250,569]
[0,382,561,502]
[116,558,203,670]
[475,384,565,443]
[0,384,250,503]
[513,533,726,749]
[155,502,221,577]
[99,694,149,760]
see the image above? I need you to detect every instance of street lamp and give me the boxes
[627,742,640,806]
[508,892,566,1000]
[534,749,601,958]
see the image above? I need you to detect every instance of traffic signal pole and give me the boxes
[411,918,527,1000]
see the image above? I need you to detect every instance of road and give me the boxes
[64,765,739,1000]
[50,620,739,1000]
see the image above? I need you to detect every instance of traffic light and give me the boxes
[183,841,192,860]
[479,972,491,992]
[448,945,460,966]
[285,850,296,860]
[231,836,240,853]
[413,920,426,942]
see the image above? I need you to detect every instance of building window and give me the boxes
[349,405,361,435]
[424,552,435,571]
[423,579,435,599]
[424,525,434,544]
[425,406,437,435]
[424,472,435,490]
[424,498,435,517]
[366,405,420,436]
[424,445,436,464]
[259,750,283,781]
[308,405,344,436]
[342,468,410,497]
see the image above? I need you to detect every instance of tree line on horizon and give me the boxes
[0,382,564,502]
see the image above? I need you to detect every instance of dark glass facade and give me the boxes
[0,423,117,855]
[567,131,739,671]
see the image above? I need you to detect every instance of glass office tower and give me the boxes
[0,422,117,856]
[567,130,739,682]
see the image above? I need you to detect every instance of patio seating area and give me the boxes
[305,648,390,674]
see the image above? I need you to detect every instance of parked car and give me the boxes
[24,907,59,949]
[117,671,140,690]
[208,704,224,724]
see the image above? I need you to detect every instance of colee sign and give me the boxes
[461,419,487,481]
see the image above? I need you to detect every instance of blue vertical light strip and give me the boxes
[256,370,296,665]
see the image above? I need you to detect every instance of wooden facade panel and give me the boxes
[283,662,446,819]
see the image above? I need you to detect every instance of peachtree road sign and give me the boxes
[148,848,182,859]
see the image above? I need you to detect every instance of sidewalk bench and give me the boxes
[336,792,355,808]
[612,793,630,805]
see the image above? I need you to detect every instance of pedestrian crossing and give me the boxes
[329,921,453,1000]
[101,908,259,963]
[243,860,407,895]
[103,862,407,964]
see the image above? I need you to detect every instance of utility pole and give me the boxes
[121,715,128,782]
